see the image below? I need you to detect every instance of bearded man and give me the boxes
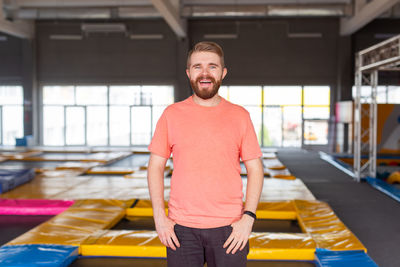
[147,41,264,267]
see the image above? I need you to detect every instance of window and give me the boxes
[222,85,331,147]
[352,85,400,104]
[264,86,302,147]
[42,85,174,146]
[0,86,24,145]
[303,86,330,145]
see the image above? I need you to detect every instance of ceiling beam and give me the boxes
[340,0,399,36]
[7,0,150,8]
[150,0,186,39]
[0,19,34,39]
[1,0,34,38]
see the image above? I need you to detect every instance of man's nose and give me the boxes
[201,67,209,75]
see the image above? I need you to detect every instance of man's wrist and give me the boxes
[243,210,257,220]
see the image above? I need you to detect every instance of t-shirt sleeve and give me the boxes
[148,111,172,159]
[240,112,262,161]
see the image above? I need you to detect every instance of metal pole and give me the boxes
[369,70,378,178]
[354,54,362,182]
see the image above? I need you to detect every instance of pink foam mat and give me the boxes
[0,199,74,215]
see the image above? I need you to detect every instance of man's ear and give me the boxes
[186,69,190,79]
[222,68,228,80]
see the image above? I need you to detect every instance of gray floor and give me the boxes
[277,149,400,267]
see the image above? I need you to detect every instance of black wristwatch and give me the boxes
[243,210,257,220]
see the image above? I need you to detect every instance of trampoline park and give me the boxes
[1,1,400,267]
[0,148,378,266]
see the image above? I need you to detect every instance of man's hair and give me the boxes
[187,41,225,68]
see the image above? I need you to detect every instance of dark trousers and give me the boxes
[167,224,249,267]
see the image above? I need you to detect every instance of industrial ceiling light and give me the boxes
[203,34,238,39]
[81,23,126,33]
[49,34,83,40]
[287,33,323,38]
[129,34,164,40]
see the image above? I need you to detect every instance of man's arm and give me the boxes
[223,157,264,254]
[147,153,180,250]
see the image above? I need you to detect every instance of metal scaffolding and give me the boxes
[354,34,400,182]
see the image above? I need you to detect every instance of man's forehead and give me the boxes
[190,51,222,65]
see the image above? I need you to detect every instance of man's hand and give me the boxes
[155,216,180,250]
[223,214,254,254]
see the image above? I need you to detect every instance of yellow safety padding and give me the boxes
[81,230,316,261]
[125,200,297,220]
[262,152,277,159]
[41,148,91,153]
[73,199,134,211]
[81,230,165,257]
[248,232,316,260]
[5,150,42,160]
[6,199,130,246]
[269,166,287,170]
[123,170,148,179]
[0,175,166,200]
[263,158,286,170]
[36,169,86,178]
[124,169,171,179]
[387,171,400,184]
[56,161,101,170]
[269,169,296,180]
[86,167,135,175]
[294,200,366,252]
[256,201,297,220]
[125,200,168,217]
[80,152,132,164]
[15,152,131,164]
[272,174,296,180]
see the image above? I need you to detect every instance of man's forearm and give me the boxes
[147,154,168,220]
[244,158,264,213]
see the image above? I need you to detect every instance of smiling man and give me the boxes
[147,41,264,267]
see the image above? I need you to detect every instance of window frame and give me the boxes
[41,84,173,147]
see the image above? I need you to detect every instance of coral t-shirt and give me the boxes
[148,95,262,228]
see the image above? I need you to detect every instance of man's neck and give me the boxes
[192,94,221,107]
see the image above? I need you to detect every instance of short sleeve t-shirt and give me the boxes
[148,95,262,228]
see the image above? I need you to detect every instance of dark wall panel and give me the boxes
[189,19,339,86]
[0,34,23,83]
[37,20,179,84]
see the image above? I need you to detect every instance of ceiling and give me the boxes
[1,0,400,39]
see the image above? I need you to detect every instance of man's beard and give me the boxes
[190,75,222,100]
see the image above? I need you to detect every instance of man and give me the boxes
[147,41,264,267]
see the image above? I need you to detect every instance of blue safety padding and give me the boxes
[0,244,78,267]
[319,152,356,178]
[366,176,400,203]
[315,249,378,267]
[0,169,35,193]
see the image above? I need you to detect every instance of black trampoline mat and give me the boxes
[0,215,54,245]
[106,154,150,168]
[0,160,65,168]
[114,217,302,233]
